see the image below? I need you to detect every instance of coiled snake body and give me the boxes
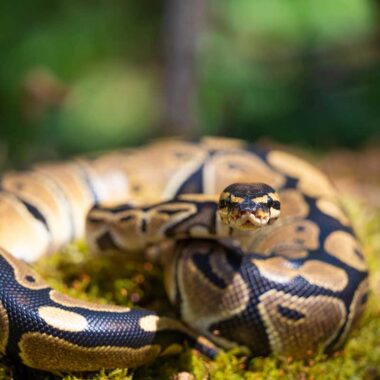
[0,137,368,372]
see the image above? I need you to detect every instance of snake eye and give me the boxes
[267,198,274,207]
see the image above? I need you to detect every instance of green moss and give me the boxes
[0,196,379,380]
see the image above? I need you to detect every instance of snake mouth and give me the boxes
[229,210,270,230]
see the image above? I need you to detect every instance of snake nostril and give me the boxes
[255,210,268,220]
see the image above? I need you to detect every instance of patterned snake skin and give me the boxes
[0,137,368,372]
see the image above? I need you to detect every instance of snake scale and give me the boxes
[0,137,368,372]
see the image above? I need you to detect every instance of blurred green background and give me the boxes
[0,0,379,169]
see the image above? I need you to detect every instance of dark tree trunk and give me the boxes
[161,0,206,138]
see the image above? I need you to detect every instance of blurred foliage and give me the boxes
[200,0,380,147]
[0,0,161,168]
[0,0,379,169]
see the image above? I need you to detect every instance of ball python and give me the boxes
[0,137,368,372]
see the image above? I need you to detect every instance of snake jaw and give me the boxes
[240,210,270,229]
[249,211,270,226]
[226,208,271,230]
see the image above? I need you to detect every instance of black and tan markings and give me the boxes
[0,247,211,371]
[87,195,235,253]
[0,137,369,372]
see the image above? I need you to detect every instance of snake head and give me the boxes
[218,183,281,231]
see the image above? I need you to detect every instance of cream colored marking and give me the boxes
[253,257,348,291]
[38,306,88,332]
[316,198,350,226]
[0,193,50,262]
[252,220,319,259]
[19,332,161,371]
[139,315,214,350]
[139,315,159,332]
[230,195,245,203]
[139,315,194,335]
[189,225,212,237]
[0,302,9,354]
[179,194,219,202]
[278,189,309,219]
[2,171,72,249]
[269,192,280,202]
[267,151,337,198]
[35,162,95,239]
[162,149,208,199]
[251,195,269,204]
[0,248,49,290]
[75,155,130,206]
[123,140,207,204]
[203,151,285,195]
[49,290,130,313]
[324,231,367,271]
[258,290,346,358]
[269,208,281,219]
[333,278,369,349]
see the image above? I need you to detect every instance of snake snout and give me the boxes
[252,206,270,224]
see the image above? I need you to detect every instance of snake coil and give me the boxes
[0,137,368,372]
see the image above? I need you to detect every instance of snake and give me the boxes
[0,137,368,372]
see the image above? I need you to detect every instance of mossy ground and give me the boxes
[1,152,380,379]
